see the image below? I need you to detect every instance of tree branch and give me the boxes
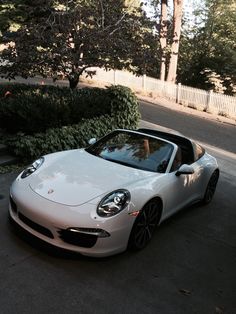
[99,0,105,28]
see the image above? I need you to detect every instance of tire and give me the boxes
[202,169,219,205]
[128,199,162,251]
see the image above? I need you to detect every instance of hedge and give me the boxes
[0,84,111,134]
[4,85,140,160]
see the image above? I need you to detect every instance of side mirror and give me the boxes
[176,164,194,176]
[88,138,97,145]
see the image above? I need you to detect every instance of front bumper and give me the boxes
[9,181,135,257]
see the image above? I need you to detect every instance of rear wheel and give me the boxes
[202,169,219,205]
[128,199,162,251]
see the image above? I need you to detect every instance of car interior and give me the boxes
[138,128,196,167]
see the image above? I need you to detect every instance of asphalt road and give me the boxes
[139,100,236,154]
[0,101,236,314]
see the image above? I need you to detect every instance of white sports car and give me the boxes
[9,128,219,257]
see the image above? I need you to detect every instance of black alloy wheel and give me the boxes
[202,169,219,205]
[128,199,162,250]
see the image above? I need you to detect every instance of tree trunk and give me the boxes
[68,68,86,89]
[159,0,168,81]
[68,75,80,89]
[166,0,183,83]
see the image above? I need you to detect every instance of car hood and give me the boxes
[29,149,157,206]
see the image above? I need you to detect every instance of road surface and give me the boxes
[0,85,235,314]
[139,100,236,154]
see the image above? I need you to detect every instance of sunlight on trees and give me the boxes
[0,0,235,94]
[0,0,159,89]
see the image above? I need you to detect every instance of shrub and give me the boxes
[0,84,111,134]
[6,115,113,159]
[4,85,140,160]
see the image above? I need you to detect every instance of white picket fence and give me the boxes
[84,68,236,119]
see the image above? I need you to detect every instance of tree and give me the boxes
[147,0,184,82]
[0,0,157,89]
[159,0,168,80]
[0,0,29,35]
[178,0,236,94]
[166,0,183,82]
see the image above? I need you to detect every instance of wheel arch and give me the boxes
[201,167,220,205]
[139,196,164,223]
[205,166,220,188]
[144,195,163,207]
[127,196,163,250]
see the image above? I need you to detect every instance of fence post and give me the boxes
[113,70,116,85]
[176,83,181,104]
[142,74,146,91]
[206,90,213,112]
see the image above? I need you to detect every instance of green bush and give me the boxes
[4,85,140,160]
[6,115,113,159]
[0,84,111,134]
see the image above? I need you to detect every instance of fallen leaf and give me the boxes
[179,289,191,296]
[215,306,224,314]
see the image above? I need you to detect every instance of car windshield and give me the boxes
[86,130,174,173]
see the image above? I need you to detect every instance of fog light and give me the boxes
[68,227,110,238]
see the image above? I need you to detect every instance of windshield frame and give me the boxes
[86,129,177,173]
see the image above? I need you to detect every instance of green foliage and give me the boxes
[3,85,140,160]
[0,1,29,35]
[0,163,26,174]
[0,84,111,133]
[178,0,236,95]
[0,0,158,89]
[107,85,140,129]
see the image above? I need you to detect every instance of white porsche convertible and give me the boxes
[9,128,219,257]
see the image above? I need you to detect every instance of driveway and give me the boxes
[0,77,235,313]
[0,120,235,314]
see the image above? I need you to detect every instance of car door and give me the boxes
[162,155,204,218]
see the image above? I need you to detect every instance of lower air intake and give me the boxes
[58,229,98,248]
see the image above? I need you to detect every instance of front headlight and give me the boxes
[21,157,44,179]
[97,189,130,217]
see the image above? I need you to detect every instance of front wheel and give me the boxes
[202,169,219,205]
[128,199,162,251]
